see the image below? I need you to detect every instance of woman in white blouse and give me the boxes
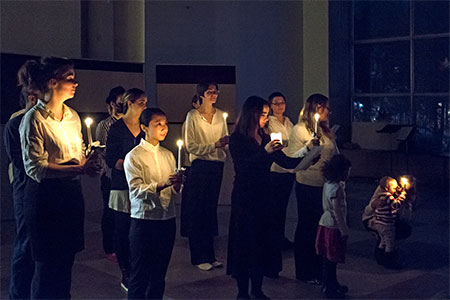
[180,81,229,271]
[124,108,182,299]
[265,92,295,278]
[287,93,338,284]
[19,57,102,299]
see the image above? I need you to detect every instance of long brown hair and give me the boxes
[298,93,332,138]
[234,96,268,142]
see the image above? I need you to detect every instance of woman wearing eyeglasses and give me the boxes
[265,92,295,278]
[286,93,338,285]
[181,80,229,271]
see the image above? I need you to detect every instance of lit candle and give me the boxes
[270,132,282,144]
[176,139,183,170]
[84,117,93,147]
[314,113,320,135]
[223,112,229,135]
[400,177,408,190]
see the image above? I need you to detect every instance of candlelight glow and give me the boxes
[223,112,228,120]
[314,113,320,122]
[400,177,408,188]
[85,117,93,127]
[177,139,183,148]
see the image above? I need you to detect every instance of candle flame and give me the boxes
[85,117,93,127]
[400,177,408,187]
[177,139,183,148]
[223,112,228,120]
[314,113,320,122]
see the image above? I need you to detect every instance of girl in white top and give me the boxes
[124,108,182,299]
[315,154,351,298]
[286,93,338,283]
[181,81,229,271]
[19,57,102,299]
[266,91,296,277]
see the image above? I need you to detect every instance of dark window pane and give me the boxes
[355,42,410,93]
[414,96,450,153]
[353,96,411,123]
[414,38,450,93]
[414,1,449,35]
[354,1,410,40]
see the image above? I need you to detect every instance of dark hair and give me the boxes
[322,154,352,182]
[299,93,331,138]
[16,57,73,99]
[191,94,199,108]
[106,86,125,104]
[117,88,145,114]
[139,107,166,126]
[268,92,286,105]
[234,96,269,141]
[196,80,218,105]
[17,60,41,108]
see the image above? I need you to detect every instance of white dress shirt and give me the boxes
[124,139,178,220]
[184,108,228,163]
[19,100,84,183]
[268,115,295,173]
[287,122,338,187]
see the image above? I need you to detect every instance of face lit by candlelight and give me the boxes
[385,179,399,194]
[129,96,148,114]
[52,68,78,100]
[202,85,219,104]
[316,101,331,121]
[259,105,270,128]
[141,114,168,145]
[270,96,286,116]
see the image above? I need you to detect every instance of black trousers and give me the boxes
[100,174,115,254]
[180,160,224,265]
[31,253,75,299]
[128,218,176,300]
[265,172,295,275]
[294,182,323,281]
[114,210,131,279]
[9,194,35,299]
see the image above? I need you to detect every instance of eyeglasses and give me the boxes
[205,90,220,95]
[271,102,286,106]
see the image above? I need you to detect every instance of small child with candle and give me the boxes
[368,176,407,269]
[124,108,183,299]
[315,154,352,299]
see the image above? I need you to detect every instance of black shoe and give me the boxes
[250,292,270,299]
[321,286,345,299]
[374,247,385,265]
[383,252,402,270]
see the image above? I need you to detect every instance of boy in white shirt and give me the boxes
[124,108,183,299]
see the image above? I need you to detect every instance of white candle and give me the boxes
[176,139,183,170]
[223,112,229,135]
[270,132,282,144]
[400,177,408,190]
[84,117,93,147]
[314,113,320,135]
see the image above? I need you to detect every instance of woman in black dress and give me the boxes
[227,96,318,299]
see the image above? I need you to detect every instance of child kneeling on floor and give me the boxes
[315,155,352,299]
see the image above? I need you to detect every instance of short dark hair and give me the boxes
[268,92,286,105]
[139,107,166,126]
[322,154,352,182]
[106,86,125,104]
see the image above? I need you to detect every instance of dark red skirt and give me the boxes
[315,225,347,263]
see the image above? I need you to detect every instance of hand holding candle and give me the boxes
[314,113,320,135]
[84,117,93,147]
[400,177,408,190]
[176,139,183,170]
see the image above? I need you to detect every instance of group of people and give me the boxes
[4,56,417,300]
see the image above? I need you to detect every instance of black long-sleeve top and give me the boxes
[105,119,144,190]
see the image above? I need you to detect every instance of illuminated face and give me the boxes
[386,179,399,194]
[317,101,331,121]
[130,96,147,113]
[270,96,286,116]
[142,114,168,145]
[54,68,78,100]
[202,84,219,104]
[259,105,270,128]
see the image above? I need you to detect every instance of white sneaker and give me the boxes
[211,261,223,268]
[196,263,213,271]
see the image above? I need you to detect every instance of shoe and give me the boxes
[321,286,345,299]
[196,263,213,271]
[374,247,385,265]
[250,292,270,299]
[211,260,223,268]
[120,280,128,293]
[105,253,118,263]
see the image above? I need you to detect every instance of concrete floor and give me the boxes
[1,177,448,299]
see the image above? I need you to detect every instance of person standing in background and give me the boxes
[96,86,126,263]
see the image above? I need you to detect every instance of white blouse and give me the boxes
[319,181,348,236]
[268,115,295,173]
[184,108,228,163]
[19,100,84,183]
[124,139,178,220]
[287,122,338,187]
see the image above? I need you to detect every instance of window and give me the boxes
[352,0,449,154]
